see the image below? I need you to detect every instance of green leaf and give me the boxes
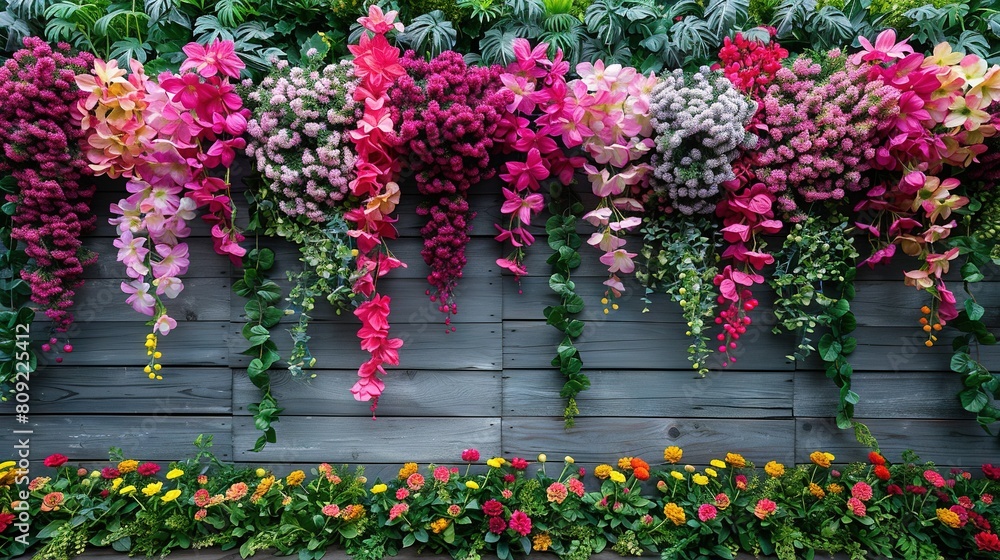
[829,299,850,318]
[398,11,457,58]
[965,300,985,322]
[839,313,856,334]
[840,337,857,355]
[951,352,972,374]
[961,262,985,283]
[704,0,748,37]
[565,319,585,338]
[960,388,988,413]
[818,334,842,362]
[564,294,585,314]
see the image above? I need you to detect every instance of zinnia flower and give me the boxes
[851,481,873,501]
[847,497,866,517]
[388,503,409,521]
[698,504,718,522]
[937,507,962,528]
[322,504,341,517]
[509,510,532,536]
[764,461,785,478]
[754,499,777,519]
[663,446,683,463]
[162,489,182,503]
[724,453,746,468]
[40,492,64,512]
[546,482,568,504]
[594,464,613,479]
[975,532,1000,552]
[461,449,480,462]
[663,502,686,525]
[44,454,68,468]
[809,451,834,468]
[286,470,305,486]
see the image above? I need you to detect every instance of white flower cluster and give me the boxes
[246,58,359,223]
[648,67,757,215]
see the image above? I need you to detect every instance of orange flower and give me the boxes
[809,483,825,499]
[40,492,64,512]
[663,502,686,525]
[724,453,746,468]
[398,462,418,480]
[594,464,613,479]
[663,446,683,464]
[936,508,962,529]
[809,451,834,468]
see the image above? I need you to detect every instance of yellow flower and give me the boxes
[663,446,683,464]
[617,457,634,471]
[537,454,547,463]
[252,476,275,502]
[936,508,962,529]
[724,453,746,468]
[564,456,574,464]
[286,470,306,487]
[111,478,123,490]
[594,464,613,479]
[161,489,182,503]
[710,459,726,469]
[255,468,267,477]
[465,481,480,490]
[764,461,785,478]
[371,484,388,494]
[826,483,843,495]
[663,502,686,525]
[117,460,139,474]
[430,518,450,534]
[142,482,163,497]
[120,485,137,495]
[808,483,825,499]
[609,471,626,484]
[487,457,504,469]
[692,474,709,486]
[166,469,184,480]
[532,533,552,552]
[398,463,418,479]
[90,470,101,478]
[670,471,685,481]
[705,468,718,478]
[684,464,696,473]
[810,451,835,468]
[0,461,15,471]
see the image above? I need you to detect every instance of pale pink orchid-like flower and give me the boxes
[600,249,637,274]
[583,207,612,226]
[152,243,190,279]
[153,314,178,335]
[179,40,245,79]
[122,280,156,315]
[154,276,184,299]
[358,5,404,34]
[926,247,960,278]
[944,95,991,131]
[588,231,626,252]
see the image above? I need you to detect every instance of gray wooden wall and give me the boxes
[7,157,1000,478]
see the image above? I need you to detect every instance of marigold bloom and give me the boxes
[724,453,746,468]
[826,483,843,495]
[162,489,182,503]
[937,507,962,528]
[710,459,727,469]
[754,499,777,519]
[663,446,683,463]
[810,451,835,468]
[874,465,890,481]
[430,518,450,534]
[594,464,613,479]
[117,459,138,474]
[609,470,626,484]
[252,476,275,502]
[764,461,785,478]
[532,533,552,551]
[398,462,418,479]
[809,483,825,499]
[868,451,886,466]
[630,457,650,472]
[341,504,365,521]
[634,467,650,481]
[618,457,634,470]
[663,502,686,525]
[286,470,306,486]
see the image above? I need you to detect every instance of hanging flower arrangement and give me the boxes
[75,40,249,376]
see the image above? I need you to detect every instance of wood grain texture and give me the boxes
[3,416,233,461]
[794,370,971,419]
[851,282,1000,327]
[795,418,1000,467]
[503,321,796,371]
[502,417,797,465]
[31,321,231,367]
[229,277,500,324]
[32,277,232,323]
[29,367,232,414]
[503,369,793,418]
[232,417,500,463]
[228,322,501,371]
[233,369,501,417]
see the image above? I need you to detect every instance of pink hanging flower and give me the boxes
[179,40,244,79]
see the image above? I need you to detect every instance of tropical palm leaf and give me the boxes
[398,10,457,58]
[478,26,518,65]
[704,0,748,38]
[771,0,814,38]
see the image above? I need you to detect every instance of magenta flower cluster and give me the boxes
[388,50,511,322]
[0,37,98,331]
[245,58,359,222]
[753,52,900,220]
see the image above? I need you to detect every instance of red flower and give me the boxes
[0,512,15,532]
[509,510,532,536]
[488,516,507,534]
[983,464,1000,480]
[510,457,528,470]
[462,449,480,462]
[874,465,890,481]
[137,462,160,476]
[101,467,120,480]
[43,454,68,468]
[482,499,504,517]
[887,484,903,495]
[975,532,1000,552]
[868,451,886,466]
[924,470,945,488]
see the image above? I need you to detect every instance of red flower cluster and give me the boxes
[713,30,788,101]
[1,38,98,332]
[389,51,511,323]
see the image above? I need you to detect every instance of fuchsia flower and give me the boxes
[850,29,913,66]
[179,40,244,79]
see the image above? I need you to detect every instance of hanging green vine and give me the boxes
[637,215,718,376]
[0,174,36,400]
[544,183,588,427]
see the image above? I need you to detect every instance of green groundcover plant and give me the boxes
[1,439,1000,560]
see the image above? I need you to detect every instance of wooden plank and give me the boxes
[502,417,797,465]
[232,417,500,463]
[4,416,232,462]
[798,326,1000,372]
[503,321,795,371]
[503,370,792,418]
[30,322,231,367]
[228,322,501,371]
[29,367,231,415]
[82,237,232,278]
[266,237,500,280]
[794,370,972,419]
[230,277,500,324]
[32,277,231,323]
[795,418,1000,467]
[851,281,1000,327]
[233,370,501,417]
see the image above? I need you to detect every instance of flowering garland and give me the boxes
[388,50,510,325]
[1,38,97,342]
[245,49,361,373]
[75,40,248,376]
[344,6,406,410]
[4,446,1000,560]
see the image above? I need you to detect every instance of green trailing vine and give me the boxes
[232,245,285,452]
[769,212,870,442]
[637,215,719,376]
[0,174,36,401]
[544,183,588,427]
